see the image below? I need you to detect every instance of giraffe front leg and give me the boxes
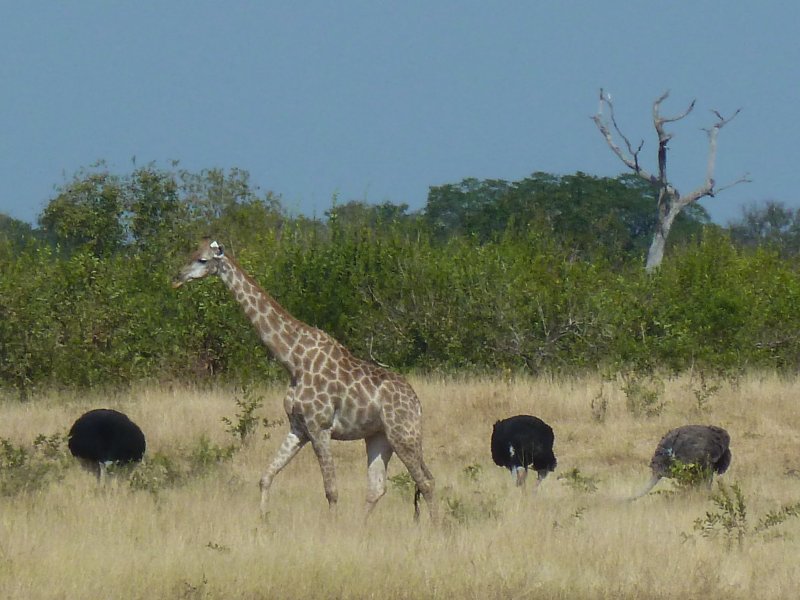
[260,430,307,518]
[309,429,338,511]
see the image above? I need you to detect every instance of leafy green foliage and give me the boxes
[462,463,483,482]
[689,369,721,412]
[128,436,237,496]
[667,459,714,489]
[188,435,237,476]
[128,452,183,495]
[688,482,800,548]
[753,501,800,534]
[443,492,500,525]
[424,172,707,261]
[557,467,599,493]
[0,434,70,496]
[0,213,39,250]
[6,165,800,392]
[221,386,265,444]
[693,482,748,548]
[620,371,665,418]
[38,166,126,256]
[388,472,415,501]
[729,200,800,257]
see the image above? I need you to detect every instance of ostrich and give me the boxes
[491,415,557,489]
[633,424,731,499]
[67,409,146,480]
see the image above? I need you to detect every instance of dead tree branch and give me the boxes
[592,89,750,271]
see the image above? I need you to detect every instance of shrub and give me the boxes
[222,386,264,444]
[557,467,599,493]
[0,434,70,496]
[692,481,748,548]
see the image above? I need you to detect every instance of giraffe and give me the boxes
[172,238,437,522]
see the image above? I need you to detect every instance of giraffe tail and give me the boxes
[414,486,421,522]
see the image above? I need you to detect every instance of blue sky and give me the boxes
[1,2,797,226]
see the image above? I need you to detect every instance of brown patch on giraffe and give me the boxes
[280,328,295,347]
[290,348,305,366]
[311,351,325,373]
[353,382,369,399]
[328,345,343,362]
[325,380,344,397]
[338,368,353,387]
[298,386,316,402]
[271,337,290,358]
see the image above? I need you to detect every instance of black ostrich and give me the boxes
[491,415,557,489]
[67,409,146,480]
[633,424,731,499]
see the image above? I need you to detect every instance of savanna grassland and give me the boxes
[2,373,800,599]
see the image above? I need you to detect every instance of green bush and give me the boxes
[0,434,70,496]
[6,166,800,392]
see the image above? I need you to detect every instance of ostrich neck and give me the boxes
[216,257,306,375]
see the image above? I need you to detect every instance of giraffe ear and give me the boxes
[209,240,224,257]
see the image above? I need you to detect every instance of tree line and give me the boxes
[1,163,799,397]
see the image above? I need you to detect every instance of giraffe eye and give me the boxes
[198,258,208,264]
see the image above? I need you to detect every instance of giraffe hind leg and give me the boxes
[308,428,338,511]
[365,433,394,518]
[392,440,436,524]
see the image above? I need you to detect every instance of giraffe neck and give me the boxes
[216,256,310,374]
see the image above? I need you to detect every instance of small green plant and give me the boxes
[205,541,231,553]
[688,483,800,548]
[261,416,283,441]
[667,459,714,490]
[0,435,70,496]
[32,432,68,459]
[444,491,499,525]
[552,505,587,530]
[222,385,264,444]
[388,472,415,498]
[462,463,482,482]
[557,467,598,493]
[690,369,721,412]
[179,573,209,600]
[590,388,608,423]
[693,481,748,549]
[129,452,182,495]
[754,501,800,534]
[0,438,27,470]
[620,371,665,417]
[188,435,236,476]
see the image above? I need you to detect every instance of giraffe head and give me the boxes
[172,238,225,288]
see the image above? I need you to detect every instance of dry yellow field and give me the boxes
[1,373,799,599]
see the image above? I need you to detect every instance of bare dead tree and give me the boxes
[592,90,750,271]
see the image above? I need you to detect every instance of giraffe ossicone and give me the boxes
[173,238,437,523]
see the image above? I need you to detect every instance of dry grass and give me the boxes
[2,373,800,599]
